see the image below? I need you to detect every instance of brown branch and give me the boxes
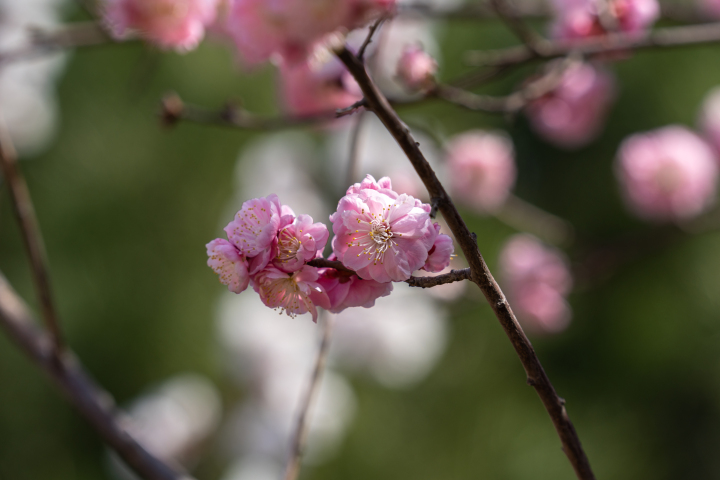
[160,93,366,130]
[284,313,334,480]
[336,46,595,480]
[0,121,64,355]
[0,271,195,480]
[306,258,471,288]
[357,16,387,62]
[466,21,720,68]
[489,0,549,56]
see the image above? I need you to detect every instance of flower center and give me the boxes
[353,218,398,265]
[277,229,301,264]
[263,274,312,319]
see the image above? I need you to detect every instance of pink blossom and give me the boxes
[396,44,437,92]
[225,0,395,66]
[526,61,616,149]
[273,214,329,273]
[317,256,393,312]
[445,130,516,212]
[422,224,454,273]
[499,234,573,334]
[550,0,659,40]
[206,239,250,293]
[224,194,294,274]
[279,58,362,116]
[103,0,220,51]
[615,126,719,222]
[331,175,437,283]
[698,87,720,154]
[252,265,331,322]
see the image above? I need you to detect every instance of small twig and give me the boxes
[429,197,441,218]
[160,93,366,130]
[0,120,64,355]
[345,111,367,186]
[406,269,471,288]
[0,271,194,480]
[357,16,387,62]
[0,22,113,69]
[489,0,548,56]
[284,312,334,480]
[336,45,595,480]
[466,21,720,68]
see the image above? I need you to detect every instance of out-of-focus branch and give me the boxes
[336,45,595,480]
[283,313,334,480]
[466,21,720,68]
[0,22,113,68]
[434,53,576,113]
[0,271,195,480]
[489,0,549,55]
[357,15,387,62]
[160,93,366,130]
[0,121,64,355]
[345,111,367,186]
[496,194,576,247]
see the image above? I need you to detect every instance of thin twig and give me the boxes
[0,22,113,69]
[357,16,387,62]
[489,0,548,55]
[160,93,366,130]
[0,120,64,355]
[336,45,595,480]
[306,258,471,288]
[466,21,720,68]
[0,271,194,480]
[496,194,575,247]
[284,313,334,480]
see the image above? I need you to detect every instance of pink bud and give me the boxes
[103,0,220,51]
[422,224,454,273]
[499,234,573,334]
[550,0,659,40]
[526,61,616,149]
[396,45,437,92]
[615,126,719,222]
[699,0,720,17]
[445,130,516,213]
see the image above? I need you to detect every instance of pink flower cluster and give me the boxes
[526,61,616,149]
[550,0,659,40]
[208,175,454,321]
[499,234,573,334]
[615,126,719,222]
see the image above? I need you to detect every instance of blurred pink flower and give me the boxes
[699,0,720,17]
[224,194,294,274]
[252,265,331,322]
[225,0,395,66]
[103,0,220,51]
[445,130,516,213]
[422,224,454,273]
[615,125,719,222]
[396,44,437,92]
[279,58,362,116]
[698,86,720,154]
[550,0,659,40]
[331,175,436,283]
[318,256,393,312]
[499,234,573,334]
[526,61,616,149]
[206,238,250,293]
[273,214,329,273]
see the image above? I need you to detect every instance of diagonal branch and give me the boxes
[0,121,64,355]
[335,45,595,480]
[0,271,195,480]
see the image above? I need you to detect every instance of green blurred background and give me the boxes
[2,4,720,480]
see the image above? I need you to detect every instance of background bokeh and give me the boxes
[2,2,720,480]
